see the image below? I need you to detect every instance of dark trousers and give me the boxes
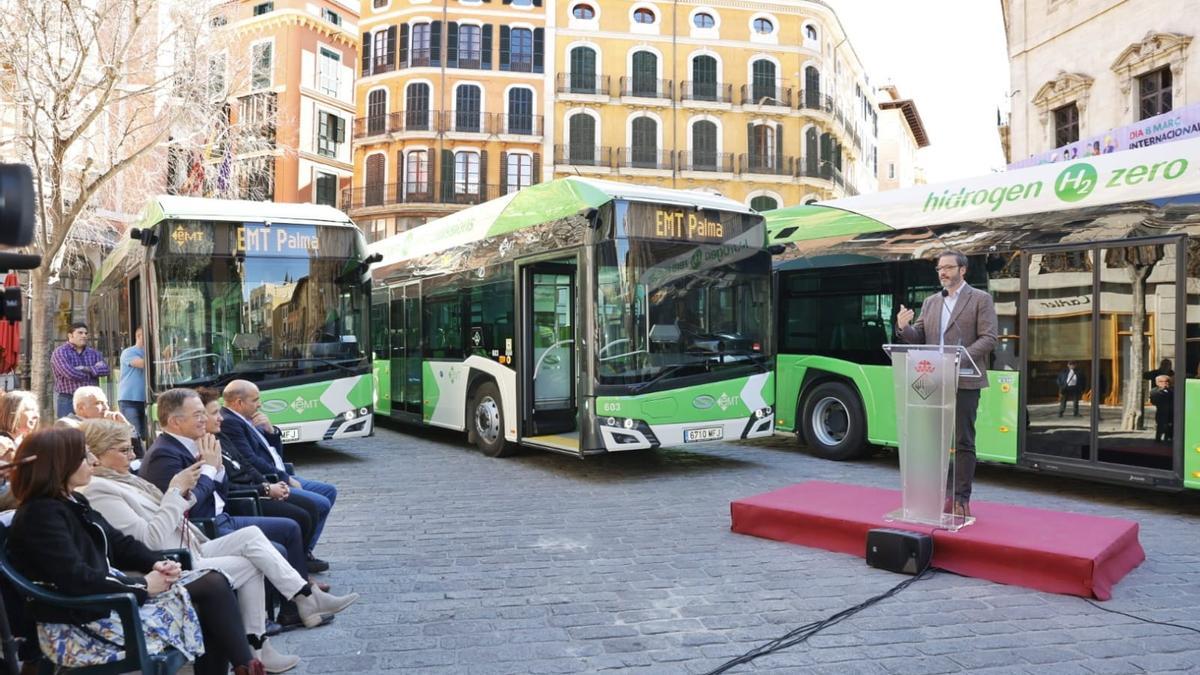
[259,497,315,552]
[185,570,253,674]
[1058,388,1081,416]
[952,388,981,504]
[55,393,74,419]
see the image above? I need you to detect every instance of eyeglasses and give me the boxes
[935,265,962,272]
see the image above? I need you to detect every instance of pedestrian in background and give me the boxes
[50,322,109,418]
[119,326,148,440]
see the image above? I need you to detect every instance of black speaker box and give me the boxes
[865,528,933,575]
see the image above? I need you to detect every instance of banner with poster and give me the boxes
[1009,102,1200,169]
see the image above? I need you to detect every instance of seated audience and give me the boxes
[197,388,322,564]
[60,386,142,457]
[0,390,39,511]
[6,428,265,675]
[221,380,337,572]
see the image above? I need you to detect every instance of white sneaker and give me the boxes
[256,638,301,674]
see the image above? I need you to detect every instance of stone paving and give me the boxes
[271,422,1200,673]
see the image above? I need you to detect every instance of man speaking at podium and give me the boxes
[895,251,997,518]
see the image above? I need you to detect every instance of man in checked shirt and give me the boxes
[50,322,110,418]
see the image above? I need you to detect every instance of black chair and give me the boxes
[189,495,263,539]
[262,463,295,485]
[0,525,192,675]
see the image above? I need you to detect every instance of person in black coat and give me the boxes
[1056,361,1086,417]
[6,428,263,675]
[1149,375,1174,443]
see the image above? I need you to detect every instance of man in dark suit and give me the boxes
[1149,374,1174,443]
[1056,361,1086,417]
[139,388,309,580]
[221,380,337,572]
[897,250,998,518]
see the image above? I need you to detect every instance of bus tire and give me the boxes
[800,381,868,461]
[470,382,514,457]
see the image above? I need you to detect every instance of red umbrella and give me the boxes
[0,272,20,375]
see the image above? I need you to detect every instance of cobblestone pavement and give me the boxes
[271,422,1200,674]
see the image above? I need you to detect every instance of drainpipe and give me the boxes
[671,0,678,189]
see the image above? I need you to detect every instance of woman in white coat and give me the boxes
[78,420,356,673]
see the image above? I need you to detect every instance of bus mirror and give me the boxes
[3,285,21,322]
[767,244,786,255]
[648,324,681,343]
[130,228,159,247]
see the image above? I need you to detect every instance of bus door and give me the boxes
[519,257,579,450]
[389,282,422,419]
[1021,238,1185,486]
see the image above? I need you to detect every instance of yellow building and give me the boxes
[348,0,878,237]
[351,0,548,240]
[551,0,878,211]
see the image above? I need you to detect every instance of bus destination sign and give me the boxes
[622,203,758,244]
[234,224,321,256]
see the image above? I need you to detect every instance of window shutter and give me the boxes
[386,26,396,67]
[532,153,541,184]
[427,149,437,196]
[399,24,409,68]
[361,32,371,75]
[499,26,510,71]
[533,28,544,73]
[397,150,404,196]
[440,149,454,200]
[446,22,459,68]
[430,22,442,66]
[479,150,488,194]
[482,25,493,70]
[499,152,508,192]
[775,125,784,169]
[746,123,755,165]
[335,115,345,144]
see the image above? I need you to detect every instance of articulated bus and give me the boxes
[768,137,1200,490]
[369,178,774,457]
[89,196,374,443]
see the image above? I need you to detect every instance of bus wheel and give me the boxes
[471,382,514,457]
[800,381,867,461]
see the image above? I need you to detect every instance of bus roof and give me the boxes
[368,177,754,273]
[139,195,356,228]
[767,135,1200,244]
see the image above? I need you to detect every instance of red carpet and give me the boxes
[730,481,1145,600]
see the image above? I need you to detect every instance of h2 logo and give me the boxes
[1054,163,1098,203]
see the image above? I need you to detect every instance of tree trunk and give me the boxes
[1120,264,1150,431]
[28,267,59,423]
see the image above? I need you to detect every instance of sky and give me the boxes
[830,1,1012,183]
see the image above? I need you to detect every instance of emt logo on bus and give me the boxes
[235,225,321,255]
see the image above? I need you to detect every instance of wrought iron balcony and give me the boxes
[741,85,793,107]
[556,73,610,96]
[617,148,674,170]
[555,144,612,168]
[620,76,673,99]
[680,81,733,104]
[677,151,735,173]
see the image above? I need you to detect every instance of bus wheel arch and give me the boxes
[466,376,515,458]
[798,375,869,461]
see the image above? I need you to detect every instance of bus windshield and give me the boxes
[596,238,770,388]
[152,223,368,388]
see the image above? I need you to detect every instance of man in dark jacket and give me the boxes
[221,380,337,572]
[1149,374,1174,443]
[1056,361,1086,417]
[139,388,308,579]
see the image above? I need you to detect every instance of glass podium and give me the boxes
[881,344,982,531]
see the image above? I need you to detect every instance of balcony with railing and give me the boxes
[354,110,438,139]
[680,81,734,104]
[616,148,673,171]
[555,144,612,168]
[440,110,487,134]
[797,90,834,113]
[341,182,503,211]
[556,73,610,97]
[677,151,735,173]
[408,48,435,68]
[739,153,796,176]
[741,85,793,108]
[619,77,673,100]
[496,113,543,136]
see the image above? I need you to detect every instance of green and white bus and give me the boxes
[369,178,774,457]
[89,196,374,443]
[769,137,1200,490]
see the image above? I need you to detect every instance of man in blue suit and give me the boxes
[221,380,337,573]
[139,388,309,580]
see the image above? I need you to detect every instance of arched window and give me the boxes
[692,55,717,100]
[454,151,480,195]
[753,17,773,34]
[805,24,818,42]
[692,120,718,170]
[405,82,429,130]
[750,195,778,212]
[804,66,821,108]
[749,124,775,172]
[751,60,776,104]
[631,50,657,97]
[365,154,385,206]
[569,113,596,163]
[633,7,655,24]
[455,85,481,132]
[693,12,714,28]
[404,150,428,197]
[630,117,657,167]
[569,46,597,93]
[507,87,534,134]
[367,89,387,135]
[572,3,595,19]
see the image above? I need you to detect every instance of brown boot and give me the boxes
[234,659,267,675]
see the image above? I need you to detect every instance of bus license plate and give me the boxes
[280,428,299,442]
[685,427,723,443]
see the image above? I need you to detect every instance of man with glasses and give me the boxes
[896,250,998,518]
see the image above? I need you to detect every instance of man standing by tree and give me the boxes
[50,322,109,418]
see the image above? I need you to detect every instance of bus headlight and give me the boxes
[359,407,369,416]
[754,407,772,419]
[606,417,617,427]
[342,409,357,421]
[623,418,635,429]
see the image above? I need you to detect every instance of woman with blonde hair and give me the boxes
[0,390,39,458]
[80,419,354,672]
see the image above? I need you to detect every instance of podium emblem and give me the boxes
[910,359,937,400]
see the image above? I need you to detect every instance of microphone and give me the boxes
[941,288,949,297]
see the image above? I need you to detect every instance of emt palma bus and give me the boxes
[369,178,774,457]
[89,196,374,443]
[768,136,1200,490]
